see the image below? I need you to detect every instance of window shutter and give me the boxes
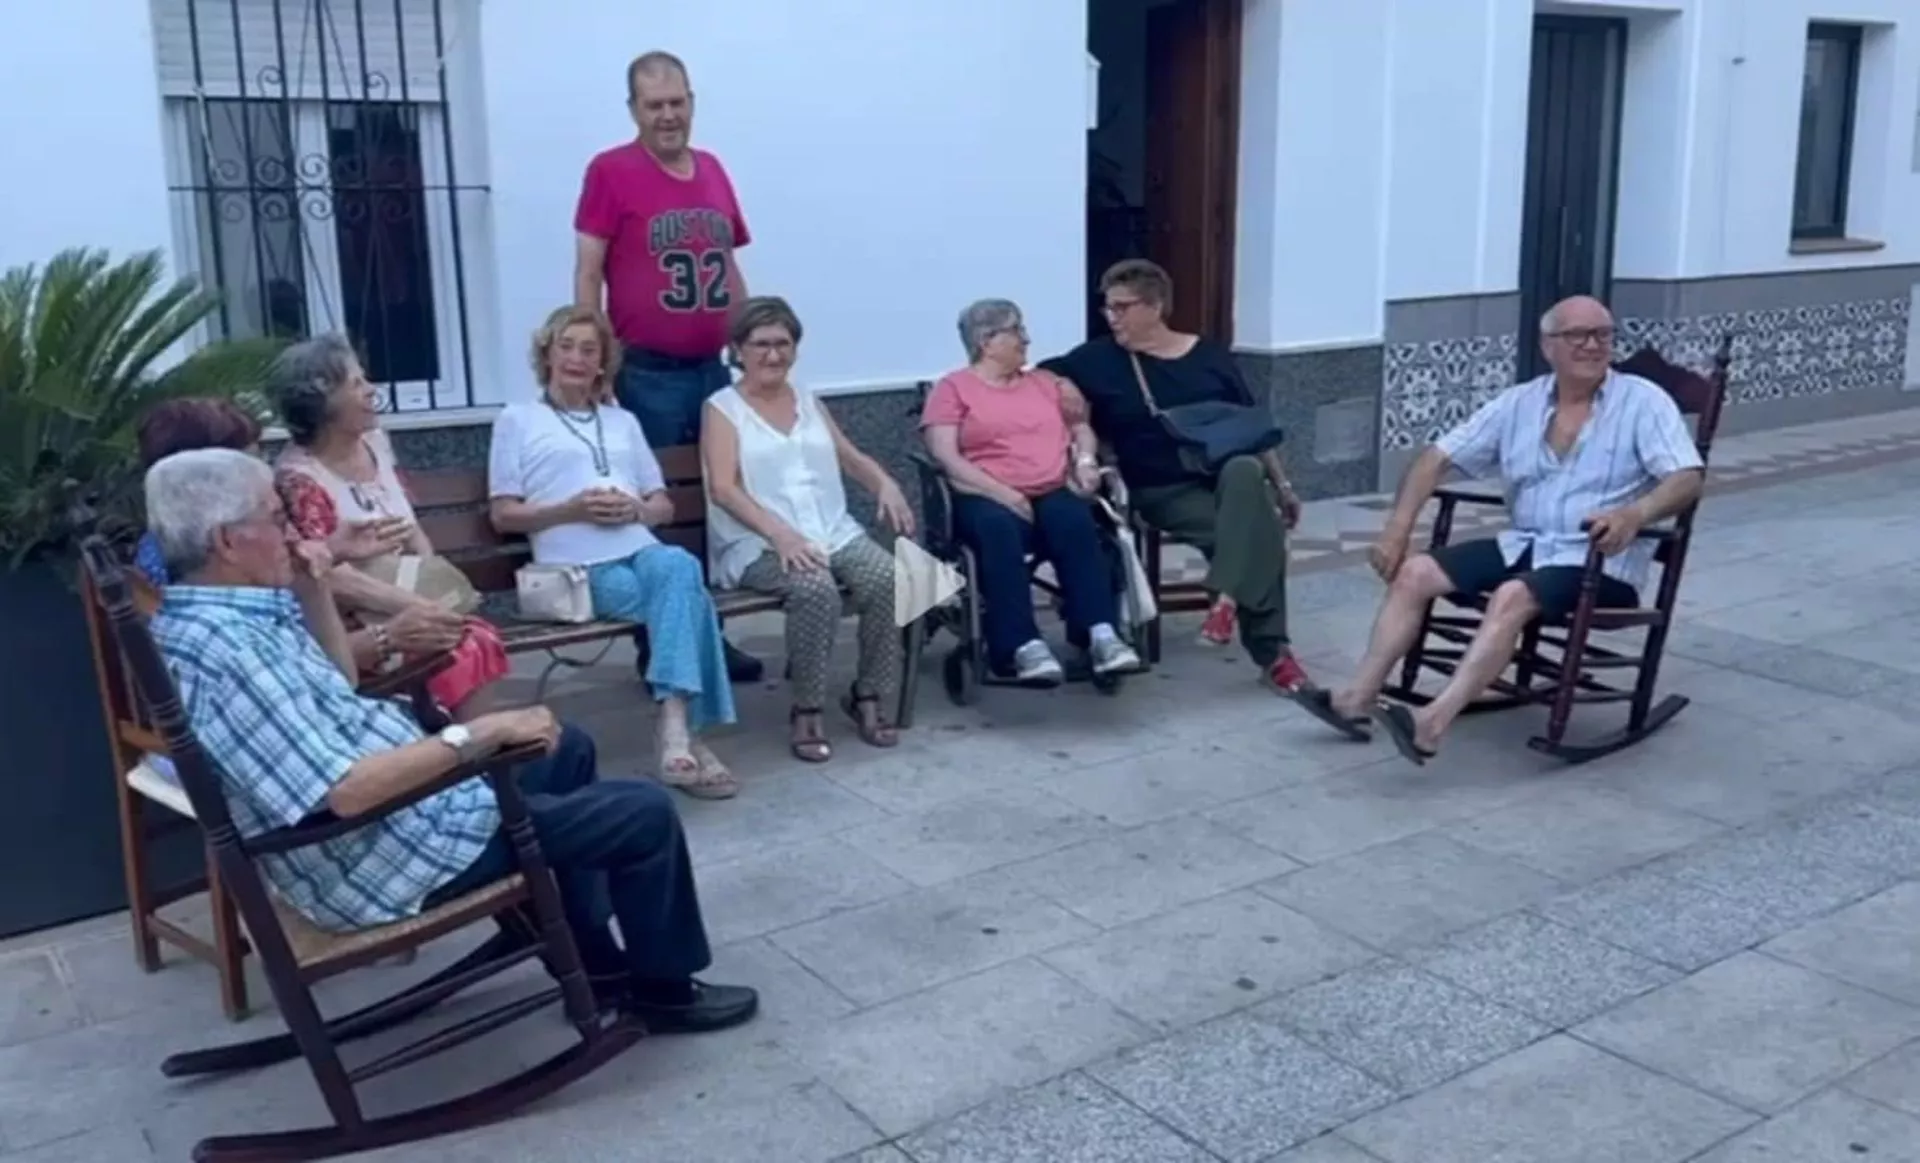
[150,0,446,103]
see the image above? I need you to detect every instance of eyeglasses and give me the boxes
[1548,326,1615,349]
[1102,298,1145,318]
[741,338,795,355]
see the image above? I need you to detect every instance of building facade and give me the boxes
[2,0,1915,496]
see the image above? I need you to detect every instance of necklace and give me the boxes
[547,399,610,476]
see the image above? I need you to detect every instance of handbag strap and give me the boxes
[1127,352,1164,417]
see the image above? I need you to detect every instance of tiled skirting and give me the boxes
[1377,267,1920,488]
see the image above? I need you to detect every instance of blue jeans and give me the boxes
[587,544,737,729]
[423,723,711,983]
[951,489,1120,673]
[614,351,730,449]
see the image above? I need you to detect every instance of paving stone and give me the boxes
[1256,832,1563,951]
[840,786,1115,887]
[1444,784,1723,882]
[1642,823,1897,932]
[833,1147,913,1163]
[1407,911,1678,1027]
[0,1126,158,1161]
[770,873,1097,1006]
[898,1072,1213,1163]
[0,951,82,1050]
[1573,952,1920,1113]
[1088,1008,1394,1162]
[695,837,914,945]
[1042,890,1375,1031]
[1771,798,1920,882]
[704,937,858,1036]
[1259,960,1550,1092]
[1007,814,1300,928]
[1259,1137,1387,1162]
[790,959,1145,1137]
[1535,866,1786,971]
[1761,882,1920,1007]
[1031,737,1313,828]
[1689,1087,1920,1162]
[678,768,890,867]
[825,726,1065,815]
[1845,1040,1920,1120]
[1341,1034,1756,1163]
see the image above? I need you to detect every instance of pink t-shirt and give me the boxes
[574,143,751,359]
[921,369,1072,496]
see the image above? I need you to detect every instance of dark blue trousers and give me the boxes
[426,723,711,983]
[951,488,1119,673]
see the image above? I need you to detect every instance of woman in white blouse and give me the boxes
[488,306,738,799]
[701,297,915,763]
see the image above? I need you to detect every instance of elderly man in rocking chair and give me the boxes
[1291,295,1705,763]
[142,447,758,1032]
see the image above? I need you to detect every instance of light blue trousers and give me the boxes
[587,544,736,730]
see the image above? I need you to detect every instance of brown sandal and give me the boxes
[789,706,832,763]
[840,686,899,748]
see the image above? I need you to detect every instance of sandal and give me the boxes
[1288,687,1372,742]
[1370,701,1437,766]
[657,729,738,799]
[1199,595,1237,646]
[789,706,832,763]
[839,685,900,749]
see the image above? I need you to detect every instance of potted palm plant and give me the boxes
[0,247,281,937]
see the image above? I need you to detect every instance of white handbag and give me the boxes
[1094,497,1159,627]
[514,563,594,623]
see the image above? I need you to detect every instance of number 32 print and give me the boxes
[658,250,731,312]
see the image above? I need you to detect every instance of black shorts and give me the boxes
[1428,538,1637,622]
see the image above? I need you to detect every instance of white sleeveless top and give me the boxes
[705,384,865,587]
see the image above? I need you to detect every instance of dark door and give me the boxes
[1143,0,1241,341]
[1517,15,1626,378]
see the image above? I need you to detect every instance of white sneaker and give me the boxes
[1089,636,1142,675]
[1011,639,1065,684]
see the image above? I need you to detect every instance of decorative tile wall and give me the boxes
[1617,295,1911,404]
[1380,332,1519,451]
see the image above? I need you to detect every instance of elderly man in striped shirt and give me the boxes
[1293,295,1705,764]
[142,447,757,1034]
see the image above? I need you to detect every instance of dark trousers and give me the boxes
[952,488,1118,672]
[614,350,731,449]
[425,723,711,983]
[1132,455,1291,666]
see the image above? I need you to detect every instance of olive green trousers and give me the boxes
[1132,455,1291,666]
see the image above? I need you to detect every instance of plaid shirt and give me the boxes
[151,585,499,931]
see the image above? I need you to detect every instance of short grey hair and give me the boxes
[957,299,1023,362]
[267,332,359,446]
[145,448,275,579]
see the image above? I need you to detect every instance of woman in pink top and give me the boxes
[921,299,1142,684]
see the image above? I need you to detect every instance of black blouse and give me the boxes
[1038,335,1255,490]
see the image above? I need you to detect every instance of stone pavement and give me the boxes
[3,411,1920,1161]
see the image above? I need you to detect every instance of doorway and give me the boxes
[1086,0,1241,340]
[1516,14,1626,379]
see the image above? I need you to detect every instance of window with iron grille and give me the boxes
[153,0,484,411]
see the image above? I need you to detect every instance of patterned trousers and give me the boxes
[738,533,899,712]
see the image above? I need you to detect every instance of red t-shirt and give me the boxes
[574,143,751,359]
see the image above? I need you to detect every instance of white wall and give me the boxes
[0,0,173,277]
[479,0,1087,402]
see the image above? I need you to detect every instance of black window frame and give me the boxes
[1791,22,1863,241]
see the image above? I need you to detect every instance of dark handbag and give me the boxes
[1128,352,1284,474]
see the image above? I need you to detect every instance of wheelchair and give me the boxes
[911,449,1156,706]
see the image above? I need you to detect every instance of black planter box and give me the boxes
[0,563,203,938]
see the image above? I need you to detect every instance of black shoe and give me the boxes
[627,980,760,1034]
[723,640,764,683]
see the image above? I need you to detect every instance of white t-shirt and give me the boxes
[705,385,866,587]
[486,402,664,567]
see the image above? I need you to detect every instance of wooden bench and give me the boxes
[406,444,924,724]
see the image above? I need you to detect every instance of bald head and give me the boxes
[1539,295,1612,336]
[626,50,688,100]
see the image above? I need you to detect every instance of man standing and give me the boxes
[574,49,761,682]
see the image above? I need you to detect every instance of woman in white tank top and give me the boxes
[701,297,916,763]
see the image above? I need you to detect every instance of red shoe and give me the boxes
[1199,597,1237,646]
[1263,654,1312,694]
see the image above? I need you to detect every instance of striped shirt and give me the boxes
[1434,371,1703,592]
[151,585,498,931]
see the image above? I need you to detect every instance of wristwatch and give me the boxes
[437,724,480,764]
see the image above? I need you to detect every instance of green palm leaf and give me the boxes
[0,247,286,569]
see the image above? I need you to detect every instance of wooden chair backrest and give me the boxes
[80,554,169,768]
[402,444,708,594]
[1609,333,1732,582]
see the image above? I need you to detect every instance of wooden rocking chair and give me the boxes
[79,536,644,1161]
[81,562,456,1021]
[1382,336,1730,764]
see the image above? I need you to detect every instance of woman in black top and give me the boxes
[1039,259,1309,692]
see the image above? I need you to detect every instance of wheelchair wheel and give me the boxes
[942,645,981,706]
